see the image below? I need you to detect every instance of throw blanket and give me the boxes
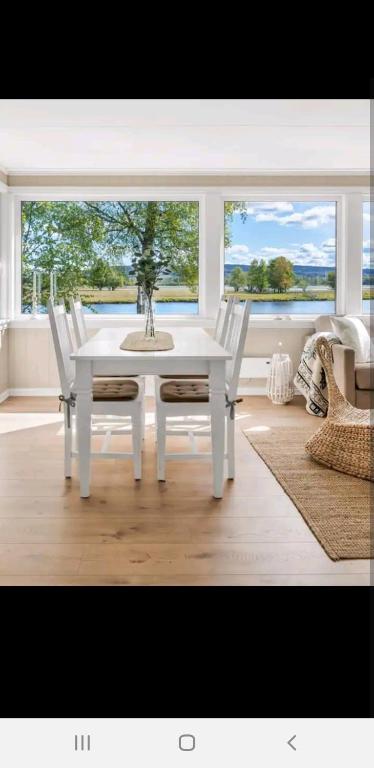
[294,332,341,417]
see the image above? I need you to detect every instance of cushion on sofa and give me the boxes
[314,315,334,333]
[331,316,371,363]
[355,364,374,391]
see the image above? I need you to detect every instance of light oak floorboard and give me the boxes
[0,396,371,585]
[0,515,316,545]
[0,575,369,586]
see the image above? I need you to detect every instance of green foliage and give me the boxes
[295,276,309,291]
[129,247,171,300]
[267,256,295,293]
[326,271,336,289]
[88,258,125,290]
[247,259,268,293]
[83,200,199,287]
[22,201,104,308]
[21,200,199,311]
[229,266,247,292]
[170,250,198,293]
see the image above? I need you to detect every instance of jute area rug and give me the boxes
[243,426,372,561]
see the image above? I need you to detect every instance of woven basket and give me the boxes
[305,336,374,482]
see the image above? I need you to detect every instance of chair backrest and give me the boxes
[224,300,251,399]
[69,297,88,347]
[48,300,75,398]
[214,295,237,346]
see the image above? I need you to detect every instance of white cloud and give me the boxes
[322,237,336,252]
[245,204,336,230]
[226,237,337,269]
[363,212,372,223]
[225,244,256,265]
[294,242,335,267]
[234,202,294,216]
[225,244,249,256]
[260,246,295,260]
[255,212,282,223]
[259,241,335,267]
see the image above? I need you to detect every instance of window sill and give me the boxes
[9,314,317,330]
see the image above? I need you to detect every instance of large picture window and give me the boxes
[21,200,199,314]
[224,201,337,314]
[362,200,372,312]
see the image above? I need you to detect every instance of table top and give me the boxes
[71,327,232,362]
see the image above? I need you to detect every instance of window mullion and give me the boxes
[343,193,363,316]
[202,192,224,318]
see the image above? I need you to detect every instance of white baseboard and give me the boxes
[9,388,60,397]
[6,384,267,398]
[0,388,10,403]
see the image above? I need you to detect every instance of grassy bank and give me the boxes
[79,286,374,305]
[83,296,198,305]
[80,286,198,303]
[225,289,374,302]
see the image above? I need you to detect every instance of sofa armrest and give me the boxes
[332,344,356,405]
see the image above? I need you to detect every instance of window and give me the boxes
[21,200,199,315]
[224,201,337,314]
[362,200,372,313]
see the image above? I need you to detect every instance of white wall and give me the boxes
[7,324,310,393]
[0,325,9,398]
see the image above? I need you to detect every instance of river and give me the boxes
[85,300,372,315]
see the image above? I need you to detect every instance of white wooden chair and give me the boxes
[69,297,88,347]
[154,300,251,482]
[69,295,146,439]
[158,295,238,385]
[48,300,145,481]
[214,294,238,346]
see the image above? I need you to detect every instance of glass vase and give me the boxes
[144,294,156,339]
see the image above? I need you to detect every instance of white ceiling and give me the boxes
[0,99,370,174]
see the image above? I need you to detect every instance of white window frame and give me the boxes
[223,191,346,316]
[2,184,370,328]
[361,193,371,314]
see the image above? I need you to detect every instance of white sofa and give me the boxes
[314,315,373,409]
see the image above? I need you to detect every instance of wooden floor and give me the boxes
[0,395,370,586]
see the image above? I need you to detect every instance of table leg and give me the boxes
[210,360,226,499]
[75,360,93,498]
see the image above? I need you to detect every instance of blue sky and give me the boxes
[225,201,337,269]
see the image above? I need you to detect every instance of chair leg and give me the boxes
[132,410,142,481]
[141,397,146,445]
[227,413,235,480]
[64,405,72,479]
[157,409,166,481]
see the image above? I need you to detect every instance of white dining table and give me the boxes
[70,327,232,499]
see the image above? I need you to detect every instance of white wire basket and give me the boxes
[267,346,294,405]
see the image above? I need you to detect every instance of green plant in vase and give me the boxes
[129,248,171,338]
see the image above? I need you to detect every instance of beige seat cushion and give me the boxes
[159,374,208,379]
[92,377,139,401]
[355,364,374,391]
[160,380,209,403]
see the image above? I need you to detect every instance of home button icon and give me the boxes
[179,734,196,752]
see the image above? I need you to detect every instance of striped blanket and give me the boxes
[294,332,341,417]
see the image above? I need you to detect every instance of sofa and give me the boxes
[314,315,373,409]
